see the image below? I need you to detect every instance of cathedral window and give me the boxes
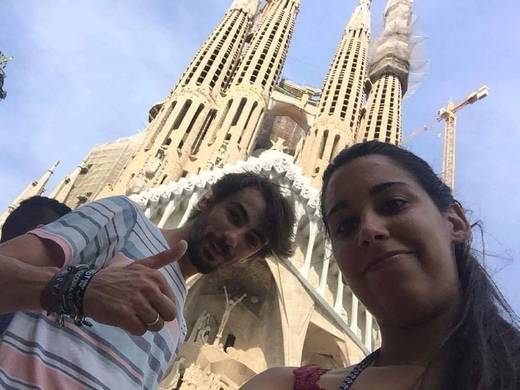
[224,334,236,352]
[232,98,247,126]
[172,100,192,131]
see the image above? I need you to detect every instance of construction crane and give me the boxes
[401,119,439,146]
[438,85,489,189]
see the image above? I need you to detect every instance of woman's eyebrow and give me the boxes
[369,181,410,195]
[327,181,411,217]
[326,200,349,218]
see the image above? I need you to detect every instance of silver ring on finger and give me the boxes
[144,313,161,328]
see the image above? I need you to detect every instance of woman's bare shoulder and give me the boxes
[239,366,296,390]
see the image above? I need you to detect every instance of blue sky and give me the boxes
[1,0,519,312]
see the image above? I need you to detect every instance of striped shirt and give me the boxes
[0,196,187,390]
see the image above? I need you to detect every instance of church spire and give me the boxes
[297,0,372,181]
[230,0,259,17]
[197,0,301,170]
[105,0,258,196]
[49,160,86,203]
[0,160,59,229]
[357,0,414,145]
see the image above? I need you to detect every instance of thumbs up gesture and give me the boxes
[83,241,187,335]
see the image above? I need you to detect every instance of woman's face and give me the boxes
[323,155,469,326]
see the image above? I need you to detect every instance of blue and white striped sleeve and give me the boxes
[30,196,138,270]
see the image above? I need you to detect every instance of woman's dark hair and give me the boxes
[320,140,520,390]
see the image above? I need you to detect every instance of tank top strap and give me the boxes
[293,364,330,390]
[339,349,380,390]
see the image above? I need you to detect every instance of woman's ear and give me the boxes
[445,203,471,244]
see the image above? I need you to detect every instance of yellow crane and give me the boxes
[400,120,439,146]
[438,85,489,189]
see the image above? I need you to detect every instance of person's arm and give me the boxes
[0,252,58,314]
[0,196,187,335]
[0,196,132,316]
[239,367,295,390]
[0,230,65,314]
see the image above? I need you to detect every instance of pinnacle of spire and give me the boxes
[230,0,259,18]
[31,160,59,194]
[0,160,60,225]
[49,160,60,173]
[346,0,372,32]
[49,161,84,202]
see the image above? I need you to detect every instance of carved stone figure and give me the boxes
[214,286,247,347]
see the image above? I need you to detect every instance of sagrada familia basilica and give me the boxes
[1,0,416,388]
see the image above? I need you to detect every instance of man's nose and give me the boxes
[357,212,389,247]
[223,229,242,250]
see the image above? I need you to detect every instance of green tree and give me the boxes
[0,51,14,100]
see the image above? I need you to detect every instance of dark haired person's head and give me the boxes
[187,172,295,274]
[320,140,519,390]
[1,196,72,243]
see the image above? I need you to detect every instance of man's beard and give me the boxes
[187,211,229,274]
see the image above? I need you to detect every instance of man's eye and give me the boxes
[246,233,259,249]
[228,209,240,225]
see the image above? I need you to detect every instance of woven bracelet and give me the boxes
[40,264,96,327]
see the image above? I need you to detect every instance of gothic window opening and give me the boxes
[153,100,176,138]
[231,98,247,126]
[192,109,217,154]
[223,334,236,352]
[246,108,264,152]
[319,130,329,159]
[172,100,192,131]
[331,134,341,160]
[155,148,165,160]
[238,102,258,145]
[218,99,233,129]
[178,103,204,150]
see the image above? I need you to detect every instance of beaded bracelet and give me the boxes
[40,264,96,327]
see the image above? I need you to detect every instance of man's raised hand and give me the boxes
[137,241,188,270]
[83,241,188,335]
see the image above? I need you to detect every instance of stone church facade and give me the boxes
[2,0,416,388]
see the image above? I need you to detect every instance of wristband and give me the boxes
[40,264,96,327]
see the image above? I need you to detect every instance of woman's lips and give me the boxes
[364,250,415,274]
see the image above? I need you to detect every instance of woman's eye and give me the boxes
[382,198,408,213]
[336,218,357,236]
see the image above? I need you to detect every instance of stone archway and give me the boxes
[301,322,349,369]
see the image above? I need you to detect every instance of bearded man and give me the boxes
[0,172,294,389]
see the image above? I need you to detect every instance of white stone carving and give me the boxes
[230,0,259,18]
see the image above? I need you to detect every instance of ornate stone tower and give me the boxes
[297,0,371,182]
[196,0,301,169]
[104,0,259,196]
[0,161,59,233]
[36,1,433,386]
[53,134,144,208]
[357,0,414,145]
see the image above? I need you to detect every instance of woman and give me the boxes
[241,141,520,389]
